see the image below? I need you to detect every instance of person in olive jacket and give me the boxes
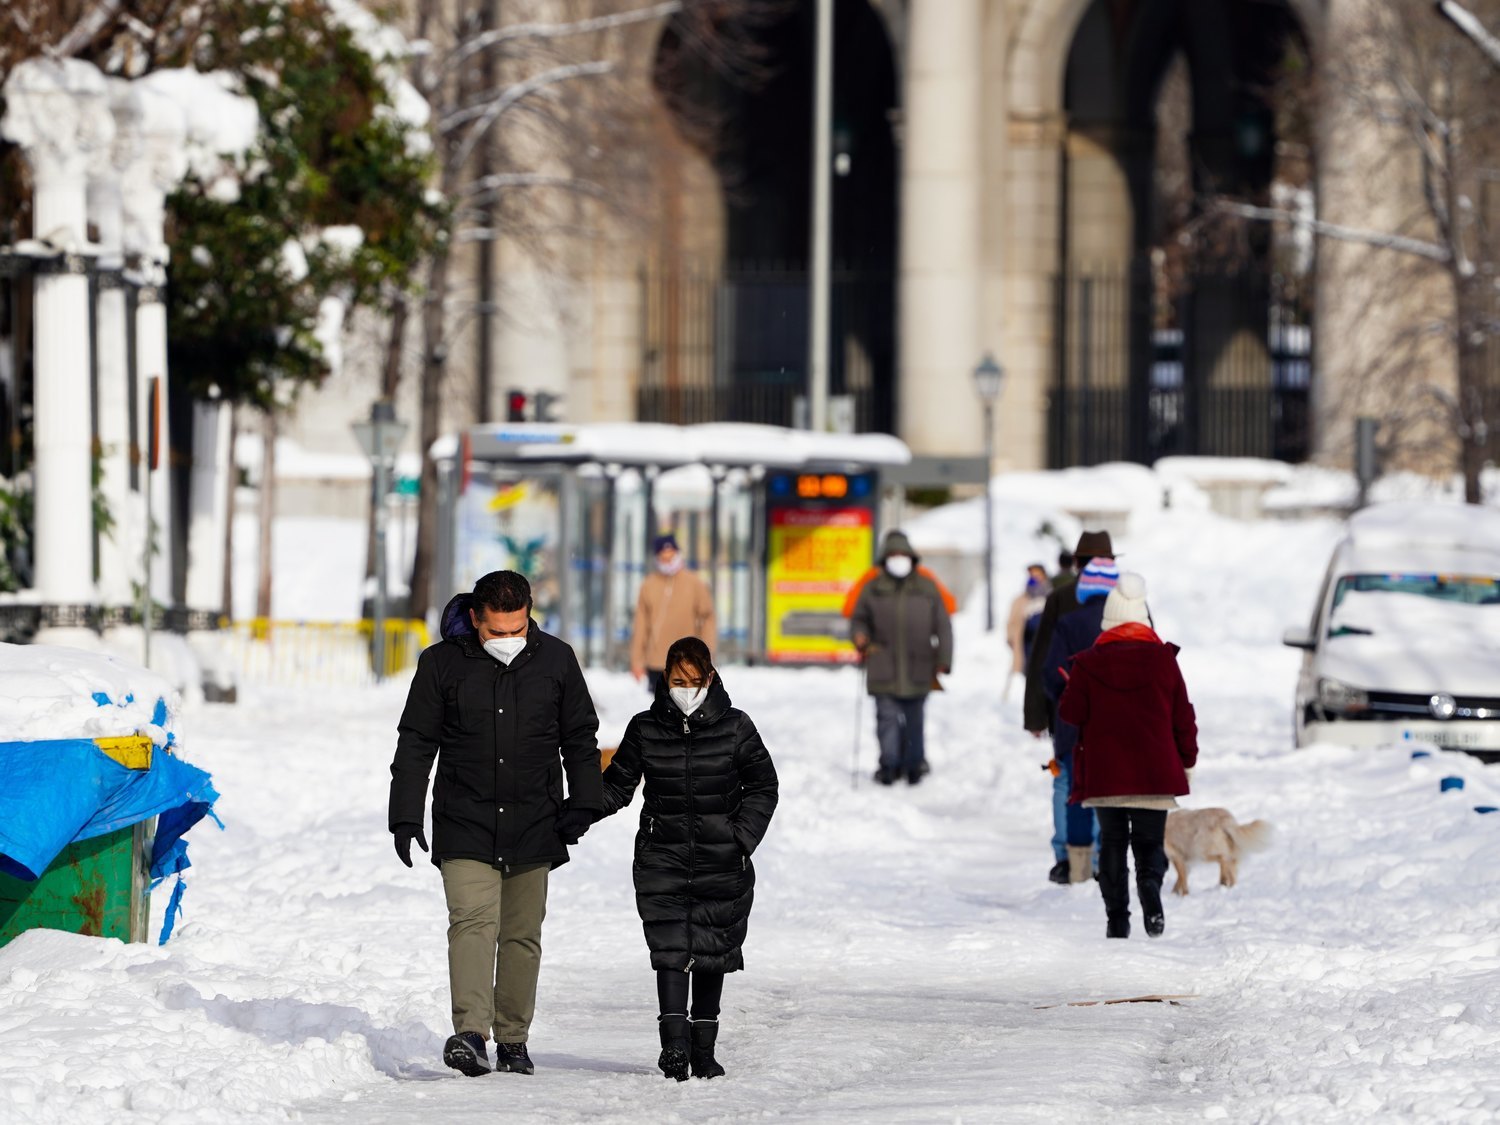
[850,529,954,785]
[598,636,779,1082]
[389,570,604,1078]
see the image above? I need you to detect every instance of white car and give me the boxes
[1284,501,1500,759]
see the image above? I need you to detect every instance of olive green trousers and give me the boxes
[440,859,549,1043]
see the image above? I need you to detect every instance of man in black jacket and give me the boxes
[389,570,603,1078]
[1023,530,1114,885]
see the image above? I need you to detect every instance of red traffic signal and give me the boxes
[506,389,528,422]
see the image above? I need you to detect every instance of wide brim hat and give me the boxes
[1074,530,1115,558]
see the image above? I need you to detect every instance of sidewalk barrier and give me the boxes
[220,619,430,687]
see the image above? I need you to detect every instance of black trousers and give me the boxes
[1094,807,1169,922]
[657,969,725,1020]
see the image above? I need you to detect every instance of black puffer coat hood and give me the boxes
[600,674,779,974]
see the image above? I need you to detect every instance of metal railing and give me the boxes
[1049,263,1313,466]
[637,262,894,432]
[219,618,430,687]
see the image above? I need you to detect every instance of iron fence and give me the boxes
[637,263,893,433]
[1050,263,1313,467]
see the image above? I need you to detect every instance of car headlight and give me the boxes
[1318,677,1369,714]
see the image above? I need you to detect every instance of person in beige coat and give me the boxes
[1005,564,1051,676]
[630,534,717,693]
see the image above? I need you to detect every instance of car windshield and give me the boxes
[1327,573,1500,638]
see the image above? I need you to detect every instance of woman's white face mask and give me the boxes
[884,554,914,578]
[483,637,527,665]
[669,685,707,716]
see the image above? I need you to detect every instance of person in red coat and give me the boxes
[1057,573,1198,939]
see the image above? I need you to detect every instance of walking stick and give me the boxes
[851,663,865,790]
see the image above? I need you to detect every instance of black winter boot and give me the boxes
[1047,860,1070,885]
[657,1014,690,1081]
[493,1041,534,1074]
[690,1019,726,1079]
[1106,914,1130,939]
[443,1032,490,1077]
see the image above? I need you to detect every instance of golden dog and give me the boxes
[1164,808,1272,895]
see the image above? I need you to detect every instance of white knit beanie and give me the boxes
[1101,572,1150,631]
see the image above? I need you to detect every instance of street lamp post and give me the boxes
[353,399,408,682]
[972,353,1005,632]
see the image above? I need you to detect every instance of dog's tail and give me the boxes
[1227,818,1273,855]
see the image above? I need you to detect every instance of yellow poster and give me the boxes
[766,507,873,663]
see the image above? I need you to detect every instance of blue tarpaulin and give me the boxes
[0,737,217,883]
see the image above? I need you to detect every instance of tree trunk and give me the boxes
[256,408,276,619]
[222,403,237,618]
[1455,272,1488,504]
[407,244,451,623]
[367,297,410,585]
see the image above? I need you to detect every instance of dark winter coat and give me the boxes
[850,571,954,698]
[1023,582,1087,732]
[1040,597,1108,757]
[600,676,778,973]
[1056,630,1199,804]
[389,593,603,870]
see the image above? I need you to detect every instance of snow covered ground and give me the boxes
[7,477,1500,1123]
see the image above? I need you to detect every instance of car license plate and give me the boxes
[1403,727,1500,750]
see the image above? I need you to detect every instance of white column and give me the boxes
[89,79,144,607]
[1,60,114,616]
[185,397,230,613]
[121,87,188,611]
[898,0,984,456]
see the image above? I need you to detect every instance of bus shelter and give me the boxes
[430,423,913,668]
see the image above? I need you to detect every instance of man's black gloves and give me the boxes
[393,824,428,867]
[557,807,601,846]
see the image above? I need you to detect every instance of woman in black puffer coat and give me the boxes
[600,636,778,1082]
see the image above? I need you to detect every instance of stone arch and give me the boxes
[1006,0,1325,118]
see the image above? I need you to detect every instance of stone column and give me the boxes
[897,0,983,457]
[120,86,188,612]
[1,59,115,625]
[89,79,145,609]
[184,397,230,615]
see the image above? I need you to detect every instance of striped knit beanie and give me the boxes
[1075,557,1119,603]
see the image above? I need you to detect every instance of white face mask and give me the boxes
[658,555,684,576]
[885,555,914,578]
[670,685,707,716]
[483,637,527,665]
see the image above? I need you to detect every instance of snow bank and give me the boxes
[0,644,176,743]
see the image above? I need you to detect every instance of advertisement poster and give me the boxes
[455,471,564,632]
[766,506,874,663]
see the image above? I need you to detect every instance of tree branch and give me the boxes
[49,0,124,58]
[1436,1,1500,69]
[445,0,682,76]
[442,59,615,172]
[1212,200,1452,263]
[460,172,609,203]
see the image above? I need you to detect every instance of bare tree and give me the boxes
[401,0,774,621]
[1218,0,1499,501]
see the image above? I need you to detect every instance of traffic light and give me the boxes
[506,388,528,422]
[534,391,562,423]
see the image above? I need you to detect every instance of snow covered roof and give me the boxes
[438,422,912,470]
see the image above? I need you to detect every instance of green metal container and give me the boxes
[0,820,152,946]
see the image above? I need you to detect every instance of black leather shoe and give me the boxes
[874,767,898,786]
[443,1032,490,1077]
[494,1041,534,1074]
